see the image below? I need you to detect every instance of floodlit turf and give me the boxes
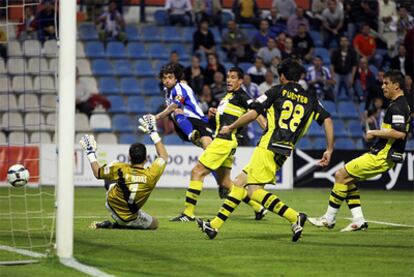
[1,187,414,276]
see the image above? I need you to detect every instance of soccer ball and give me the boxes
[7,164,30,187]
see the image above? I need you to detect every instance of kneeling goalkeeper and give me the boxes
[80,114,168,230]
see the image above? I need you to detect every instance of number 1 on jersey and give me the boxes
[278,100,305,132]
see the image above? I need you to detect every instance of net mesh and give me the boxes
[0,0,57,256]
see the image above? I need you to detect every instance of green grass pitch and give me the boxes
[1,187,414,276]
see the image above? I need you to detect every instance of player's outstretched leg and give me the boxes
[250,188,306,242]
[341,184,368,232]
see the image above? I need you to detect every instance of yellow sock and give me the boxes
[329,182,348,209]
[346,184,361,209]
[183,180,203,218]
[251,189,298,224]
[242,195,263,213]
[210,185,247,229]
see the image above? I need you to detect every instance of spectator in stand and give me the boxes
[17,6,37,40]
[247,57,267,85]
[309,0,328,29]
[168,51,185,75]
[193,0,222,28]
[76,68,110,117]
[404,27,414,65]
[210,71,226,100]
[293,23,314,63]
[36,0,58,42]
[344,0,370,41]
[353,23,380,66]
[242,74,260,99]
[193,19,216,62]
[250,19,271,54]
[396,6,414,44]
[165,0,193,26]
[96,0,126,43]
[363,69,388,112]
[365,96,386,135]
[257,37,282,67]
[321,0,344,48]
[361,0,379,31]
[204,53,226,85]
[306,56,335,101]
[287,6,310,37]
[266,7,287,35]
[275,32,286,52]
[232,0,260,27]
[269,56,281,82]
[221,20,248,64]
[258,70,277,96]
[281,36,297,60]
[378,0,397,34]
[0,25,7,60]
[184,55,205,96]
[331,35,358,100]
[391,45,413,78]
[198,85,218,114]
[272,0,297,24]
[83,0,108,22]
[353,56,377,102]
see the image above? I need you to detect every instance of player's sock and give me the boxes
[251,189,298,224]
[183,180,203,218]
[325,182,348,222]
[242,195,263,213]
[210,185,247,229]
[346,184,365,222]
[175,113,193,139]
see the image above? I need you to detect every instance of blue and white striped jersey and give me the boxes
[164,82,208,122]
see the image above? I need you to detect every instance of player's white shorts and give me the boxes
[105,202,154,229]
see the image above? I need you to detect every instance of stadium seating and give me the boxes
[92,59,114,76]
[337,101,359,119]
[107,96,127,113]
[163,134,184,145]
[296,138,312,149]
[98,77,121,95]
[112,114,135,132]
[107,42,128,59]
[314,47,331,65]
[114,60,134,76]
[0,94,18,112]
[127,42,147,59]
[85,42,106,58]
[120,77,140,95]
[119,133,141,144]
[78,23,99,40]
[30,131,52,143]
[141,26,162,42]
[90,114,112,132]
[153,10,168,26]
[135,61,156,77]
[309,31,323,47]
[96,133,118,144]
[18,94,39,112]
[335,138,356,149]
[333,120,348,138]
[125,25,140,41]
[24,112,46,131]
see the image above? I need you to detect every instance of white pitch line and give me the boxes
[60,257,115,277]
[342,217,414,228]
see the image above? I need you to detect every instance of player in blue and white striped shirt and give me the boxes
[155,63,214,148]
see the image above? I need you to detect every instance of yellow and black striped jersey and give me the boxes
[371,95,411,162]
[215,88,252,141]
[251,82,330,156]
[98,158,166,221]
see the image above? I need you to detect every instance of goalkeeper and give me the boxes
[80,115,168,230]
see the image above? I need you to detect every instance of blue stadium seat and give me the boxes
[313,137,327,149]
[78,23,98,40]
[107,42,127,58]
[163,26,183,42]
[135,61,156,77]
[210,27,222,44]
[305,122,324,137]
[127,96,151,113]
[107,96,127,113]
[153,10,168,26]
[91,59,114,76]
[314,47,331,65]
[170,44,190,61]
[322,101,338,118]
[119,133,140,144]
[182,27,196,43]
[98,77,120,95]
[335,138,356,149]
[139,135,154,145]
[355,138,365,150]
[142,79,160,96]
[112,115,135,132]
[338,101,359,119]
[85,42,105,58]
[127,43,147,59]
[348,120,363,138]
[147,43,170,59]
[296,138,312,149]
[163,134,184,145]
[149,96,165,112]
[120,78,140,95]
[405,139,414,150]
[114,60,134,76]
[239,62,253,73]
[140,26,162,42]
[334,120,349,137]
[223,62,234,71]
[309,31,323,47]
[125,25,139,41]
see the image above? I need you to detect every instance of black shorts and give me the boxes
[171,115,213,142]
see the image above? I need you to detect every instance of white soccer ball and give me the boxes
[7,164,30,187]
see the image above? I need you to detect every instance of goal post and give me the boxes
[56,0,76,259]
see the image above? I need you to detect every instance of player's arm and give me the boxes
[256,114,267,129]
[366,128,406,140]
[79,134,100,178]
[315,103,334,167]
[366,109,408,141]
[155,102,178,120]
[221,109,259,134]
[139,114,168,161]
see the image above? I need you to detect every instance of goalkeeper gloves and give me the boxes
[79,134,97,163]
[138,114,161,144]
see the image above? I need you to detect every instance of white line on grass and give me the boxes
[60,257,115,277]
[342,217,414,228]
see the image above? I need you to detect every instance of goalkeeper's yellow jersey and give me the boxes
[98,158,166,222]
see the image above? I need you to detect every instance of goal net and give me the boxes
[0,0,58,260]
